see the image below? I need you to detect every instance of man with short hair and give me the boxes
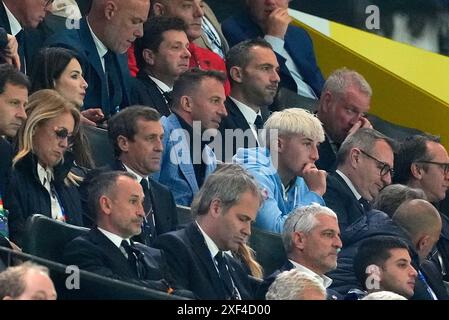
[0,261,57,300]
[63,171,179,297]
[104,106,178,246]
[222,0,324,103]
[353,236,418,299]
[132,16,191,116]
[316,68,373,172]
[0,0,52,73]
[46,0,150,116]
[393,134,449,281]
[151,0,230,94]
[233,108,326,233]
[259,204,342,299]
[155,164,262,299]
[0,64,29,195]
[217,38,279,162]
[323,128,395,231]
[154,68,227,206]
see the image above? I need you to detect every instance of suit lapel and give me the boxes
[225,99,251,131]
[0,2,11,33]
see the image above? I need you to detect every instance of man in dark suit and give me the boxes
[316,68,373,172]
[63,171,177,295]
[0,0,51,73]
[323,128,395,232]
[393,134,449,281]
[45,0,150,116]
[216,39,276,162]
[258,204,342,300]
[222,0,324,102]
[107,105,178,246]
[0,64,29,196]
[131,16,190,117]
[155,164,262,299]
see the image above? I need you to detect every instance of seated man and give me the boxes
[323,128,395,232]
[0,261,57,300]
[63,171,178,295]
[104,106,178,246]
[393,134,449,280]
[131,16,191,117]
[353,236,418,299]
[154,69,227,206]
[155,164,262,300]
[222,0,324,102]
[259,204,342,300]
[315,68,373,172]
[265,269,326,300]
[233,108,326,233]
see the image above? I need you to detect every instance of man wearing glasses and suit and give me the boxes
[393,134,449,281]
[323,128,396,232]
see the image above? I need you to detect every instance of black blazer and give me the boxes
[316,135,337,172]
[323,172,365,234]
[0,1,45,74]
[0,137,12,195]
[217,98,270,162]
[154,222,255,300]
[130,71,171,117]
[418,260,449,300]
[62,228,172,292]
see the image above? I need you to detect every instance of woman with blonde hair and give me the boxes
[4,89,85,247]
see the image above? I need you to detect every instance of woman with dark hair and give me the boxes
[31,47,104,125]
[4,90,85,247]
[31,47,101,168]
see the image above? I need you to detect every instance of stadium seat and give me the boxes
[249,227,286,275]
[82,125,115,167]
[176,205,194,226]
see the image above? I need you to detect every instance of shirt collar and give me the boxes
[149,76,172,93]
[37,163,53,186]
[289,260,333,288]
[336,169,362,201]
[196,221,220,259]
[98,227,130,249]
[229,96,260,125]
[3,2,22,36]
[122,163,147,183]
[86,18,108,60]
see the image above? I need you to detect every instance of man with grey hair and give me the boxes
[155,164,262,299]
[266,269,326,300]
[0,261,56,300]
[233,108,327,233]
[258,204,342,299]
[323,128,395,232]
[316,68,373,172]
[372,184,427,217]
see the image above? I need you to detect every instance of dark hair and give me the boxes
[353,236,410,290]
[393,134,441,184]
[30,47,82,93]
[134,16,187,70]
[87,171,136,220]
[225,38,273,84]
[0,64,30,94]
[171,68,226,110]
[372,184,427,217]
[108,105,161,157]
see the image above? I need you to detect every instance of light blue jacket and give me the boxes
[233,147,324,233]
[153,114,217,206]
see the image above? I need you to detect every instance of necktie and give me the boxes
[140,178,156,245]
[254,115,264,130]
[215,251,238,299]
[120,240,145,279]
[359,198,371,212]
[16,30,26,73]
[104,50,123,114]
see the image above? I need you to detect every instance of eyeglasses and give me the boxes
[415,160,449,175]
[359,149,394,177]
[54,127,75,146]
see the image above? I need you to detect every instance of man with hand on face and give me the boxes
[316,68,373,172]
[233,108,327,233]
